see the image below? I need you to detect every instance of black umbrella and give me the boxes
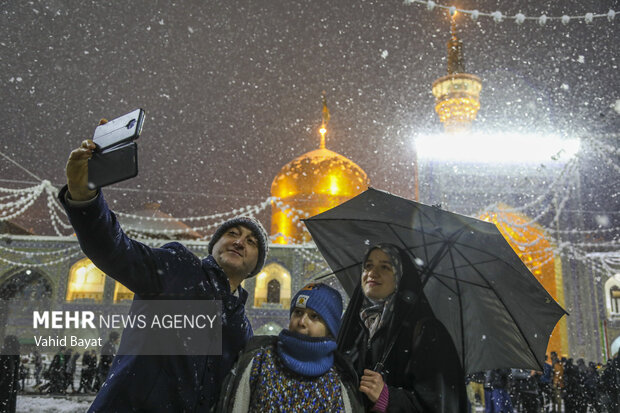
[303,188,567,374]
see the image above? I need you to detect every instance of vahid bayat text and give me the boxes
[31,311,219,350]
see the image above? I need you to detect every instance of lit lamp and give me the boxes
[432,11,482,133]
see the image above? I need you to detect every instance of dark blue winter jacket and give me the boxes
[59,186,253,412]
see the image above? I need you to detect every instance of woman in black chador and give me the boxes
[338,243,467,412]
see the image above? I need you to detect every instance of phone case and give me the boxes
[92,108,145,151]
[88,142,138,189]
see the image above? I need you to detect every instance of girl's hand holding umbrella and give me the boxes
[360,369,385,403]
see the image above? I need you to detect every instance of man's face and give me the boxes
[211,225,259,280]
[289,307,328,338]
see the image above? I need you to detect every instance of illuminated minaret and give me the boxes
[432,12,482,133]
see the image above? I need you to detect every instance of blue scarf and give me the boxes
[276,330,337,377]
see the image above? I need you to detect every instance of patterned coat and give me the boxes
[215,336,363,412]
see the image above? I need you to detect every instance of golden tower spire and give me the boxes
[431,11,482,134]
[447,12,465,74]
[319,91,330,149]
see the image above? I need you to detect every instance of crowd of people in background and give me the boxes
[3,334,620,412]
[36,331,119,396]
[468,351,620,413]
[0,332,120,412]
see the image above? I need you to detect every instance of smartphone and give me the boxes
[92,108,145,152]
[88,142,138,189]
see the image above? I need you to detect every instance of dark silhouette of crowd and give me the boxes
[0,335,20,413]
[36,347,84,394]
[35,332,119,396]
[468,351,620,413]
[2,328,620,413]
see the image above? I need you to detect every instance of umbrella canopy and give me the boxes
[304,188,567,375]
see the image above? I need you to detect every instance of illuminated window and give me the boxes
[611,335,620,357]
[611,287,620,314]
[605,275,620,317]
[114,281,134,303]
[66,258,105,302]
[267,279,281,304]
[254,263,291,309]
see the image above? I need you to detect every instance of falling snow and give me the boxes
[0,5,618,408]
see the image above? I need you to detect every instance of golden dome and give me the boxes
[270,94,370,244]
[479,205,566,356]
[272,148,368,198]
[271,147,369,244]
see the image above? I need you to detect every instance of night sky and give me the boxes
[1,0,618,235]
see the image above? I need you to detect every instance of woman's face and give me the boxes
[361,248,397,300]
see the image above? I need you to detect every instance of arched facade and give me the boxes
[480,206,568,356]
[0,268,53,340]
[66,258,106,302]
[67,258,134,303]
[254,262,291,309]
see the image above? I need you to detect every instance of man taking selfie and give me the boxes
[59,132,269,412]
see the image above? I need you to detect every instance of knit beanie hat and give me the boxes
[207,216,269,278]
[291,283,343,338]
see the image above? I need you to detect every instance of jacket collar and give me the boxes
[202,255,249,305]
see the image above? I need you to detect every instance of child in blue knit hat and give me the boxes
[215,283,363,412]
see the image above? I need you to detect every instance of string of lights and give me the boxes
[482,135,619,236]
[268,232,323,254]
[587,253,620,275]
[0,248,83,268]
[0,136,616,276]
[486,201,554,230]
[482,156,579,219]
[115,197,276,222]
[0,243,82,257]
[118,200,312,239]
[558,244,614,276]
[551,191,572,229]
[546,226,620,235]
[589,143,620,176]
[497,224,549,249]
[0,193,26,203]
[0,193,42,221]
[0,183,44,194]
[404,0,616,25]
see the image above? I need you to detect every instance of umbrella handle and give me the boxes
[373,362,385,375]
